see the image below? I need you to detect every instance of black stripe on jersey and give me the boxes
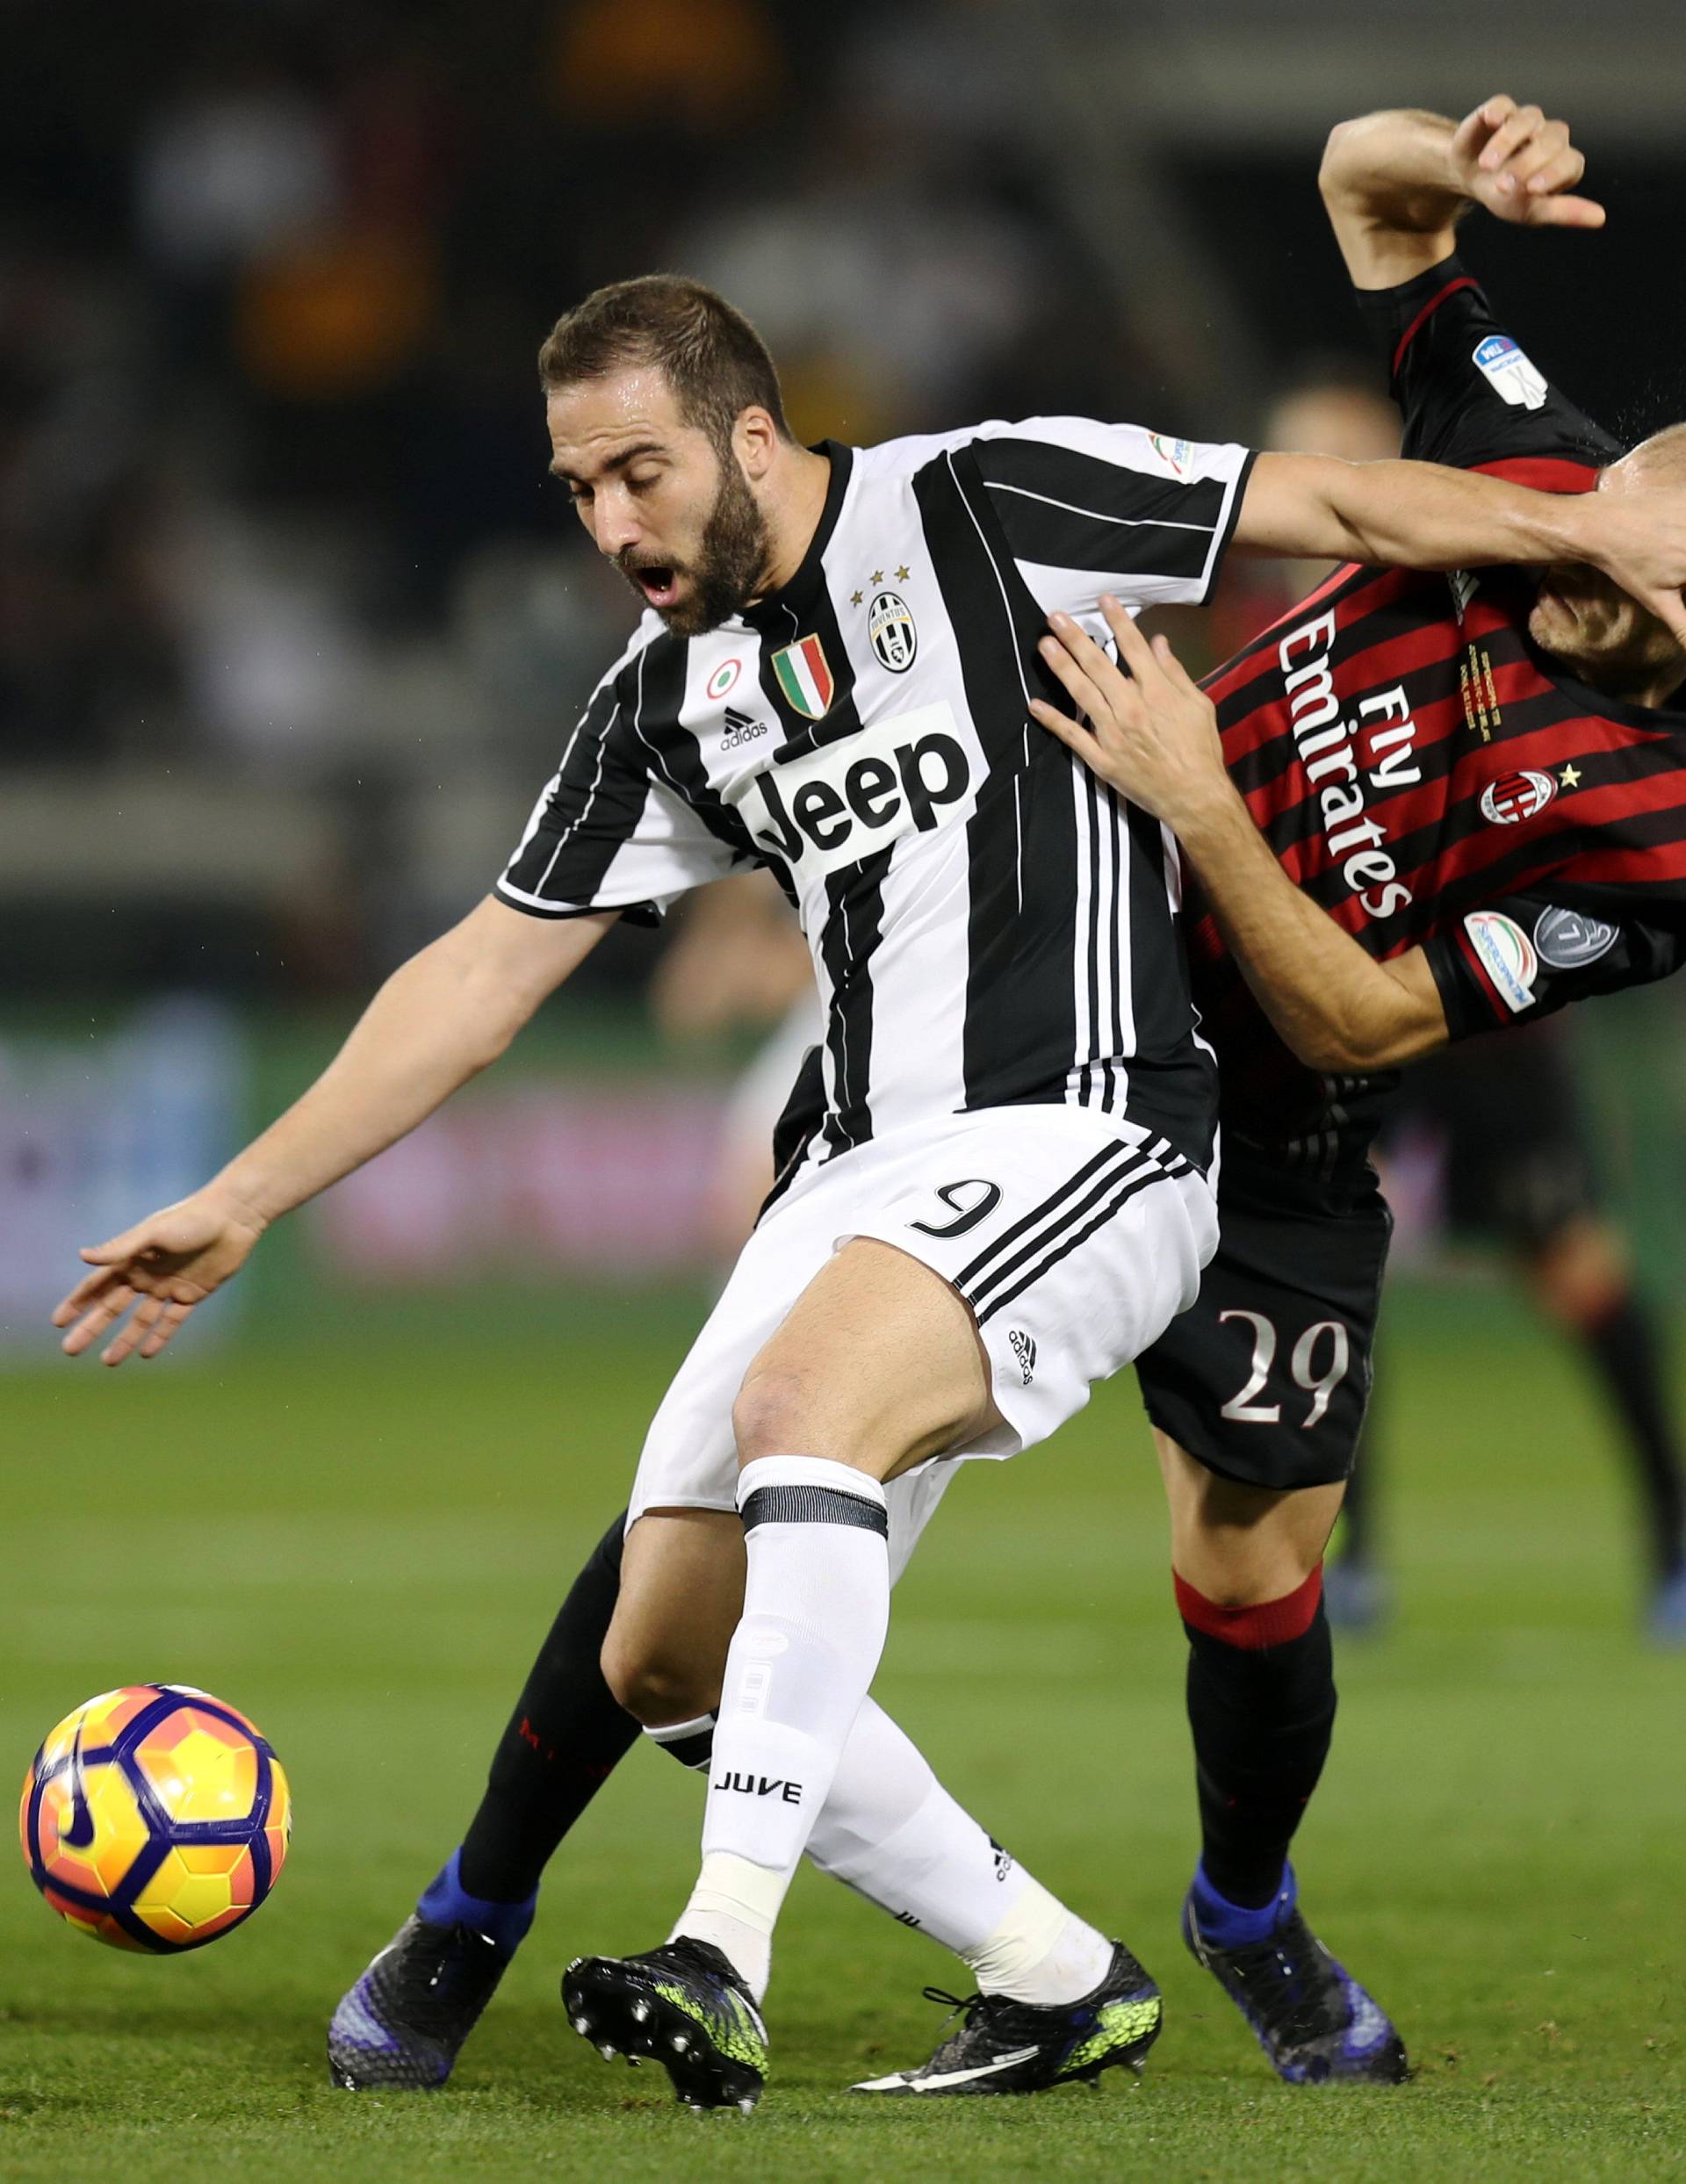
[818,850,892,1157]
[752,562,892,1159]
[499,667,664,919]
[626,633,761,867]
[759,1045,825,1223]
[974,437,1226,577]
[910,448,1085,1112]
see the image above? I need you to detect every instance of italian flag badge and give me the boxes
[771,634,835,720]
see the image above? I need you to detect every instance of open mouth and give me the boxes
[629,563,681,610]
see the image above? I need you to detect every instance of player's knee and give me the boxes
[599,1630,717,1726]
[731,1365,830,1467]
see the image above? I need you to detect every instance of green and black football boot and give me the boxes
[850,1941,1162,2095]
[563,1937,768,2112]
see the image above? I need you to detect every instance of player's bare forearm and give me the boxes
[1173,792,1448,1073]
[1236,453,1686,645]
[1319,109,1469,287]
[1030,601,1447,1075]
[1320,97,1604,290]
[219,900,615,1225]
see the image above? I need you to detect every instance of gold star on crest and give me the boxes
[869,569,884,586]
[895,565,911,583]
[850,590,863,608]
[1559,763,1582,789]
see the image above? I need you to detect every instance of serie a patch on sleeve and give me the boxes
[1473,335,1549,413]
[1464,908,1538,1013]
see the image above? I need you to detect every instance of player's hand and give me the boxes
[51,1188,269,1366]
[1571,491,1686,651]
[1030,601,1230,830]
[1450,97,1604,230]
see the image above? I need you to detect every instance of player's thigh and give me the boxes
[1156,1428,1344,1607]
[733,1236,998,1481]
[602,1508,746,1726]
[1135,1156,1390,1503]
[627,1180,847,1530]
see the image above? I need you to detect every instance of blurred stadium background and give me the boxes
[4,4,1684,2177]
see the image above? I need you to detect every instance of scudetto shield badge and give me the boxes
[770,634,835,720]
[868,590,918,674]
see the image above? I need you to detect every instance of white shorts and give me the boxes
[627,1106,1218,1571]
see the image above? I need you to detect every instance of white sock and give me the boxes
[807,1696,1034,1953]
[677,1454,890,1993]
[809,1693,1113,2005]
[963,1885,1114,2007]
[668,1850,780,2002]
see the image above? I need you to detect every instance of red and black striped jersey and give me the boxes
[1192,254,1686,1178]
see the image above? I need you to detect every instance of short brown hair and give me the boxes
[537,275,790,449]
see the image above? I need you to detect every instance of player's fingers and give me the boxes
[1028,696,1097,757]
[1098,595,1160,681]
[1045,608,1122,686]
[1481,102,1545,173]
[1641,590,1686,652]
[136,1298,194,1361]
[76,1222,163,1268]
[1530,191,1606,230]
[1036,638,1113,730]
[1524,140,1583,195]
[1149,631,1201,695]
[59,1284,138,1356]
[1500,117,1570,191]
[1455,96,1513,165]
[52,1263,129,1325]
[100,1301,159,1368]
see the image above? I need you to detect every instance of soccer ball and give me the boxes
[19,1684,291,1953]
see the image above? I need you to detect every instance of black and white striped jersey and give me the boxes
[498,421,1256,1169]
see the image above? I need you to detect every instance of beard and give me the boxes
[619,454,772,638]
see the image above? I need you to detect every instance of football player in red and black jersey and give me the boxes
[1034,93,1686,2087]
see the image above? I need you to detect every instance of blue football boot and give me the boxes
[328,1851,534,2090]
[1183,1863,1408,2085]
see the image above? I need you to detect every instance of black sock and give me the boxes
[1183,1582,1337,1909]
[1583,1294,1686,1582]
[457,1510,639,1903]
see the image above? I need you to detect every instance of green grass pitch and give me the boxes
[2,1282,1682,2181]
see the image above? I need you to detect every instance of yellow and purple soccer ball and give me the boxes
[19,1684,291,1953]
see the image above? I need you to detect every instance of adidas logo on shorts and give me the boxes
[1008,1329,1037,1385]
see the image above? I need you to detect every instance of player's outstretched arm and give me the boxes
[53,898,616,1366]
[1235,451,1686,649]
[1320,96,1604,292]
[1030,602,1447,1074]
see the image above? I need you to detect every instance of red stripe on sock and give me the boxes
[1174,1564,1323,1650]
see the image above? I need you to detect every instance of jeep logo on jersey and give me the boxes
[868,589,918,673]
[737,700,983,882]
[1533,905,1619,969]
[1480,768,1556,827]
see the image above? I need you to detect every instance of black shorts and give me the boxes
[1377,1020,1599,1254]
[1135,1150,1393,1492]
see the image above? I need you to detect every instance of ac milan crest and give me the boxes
[1479,768,1556,827]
